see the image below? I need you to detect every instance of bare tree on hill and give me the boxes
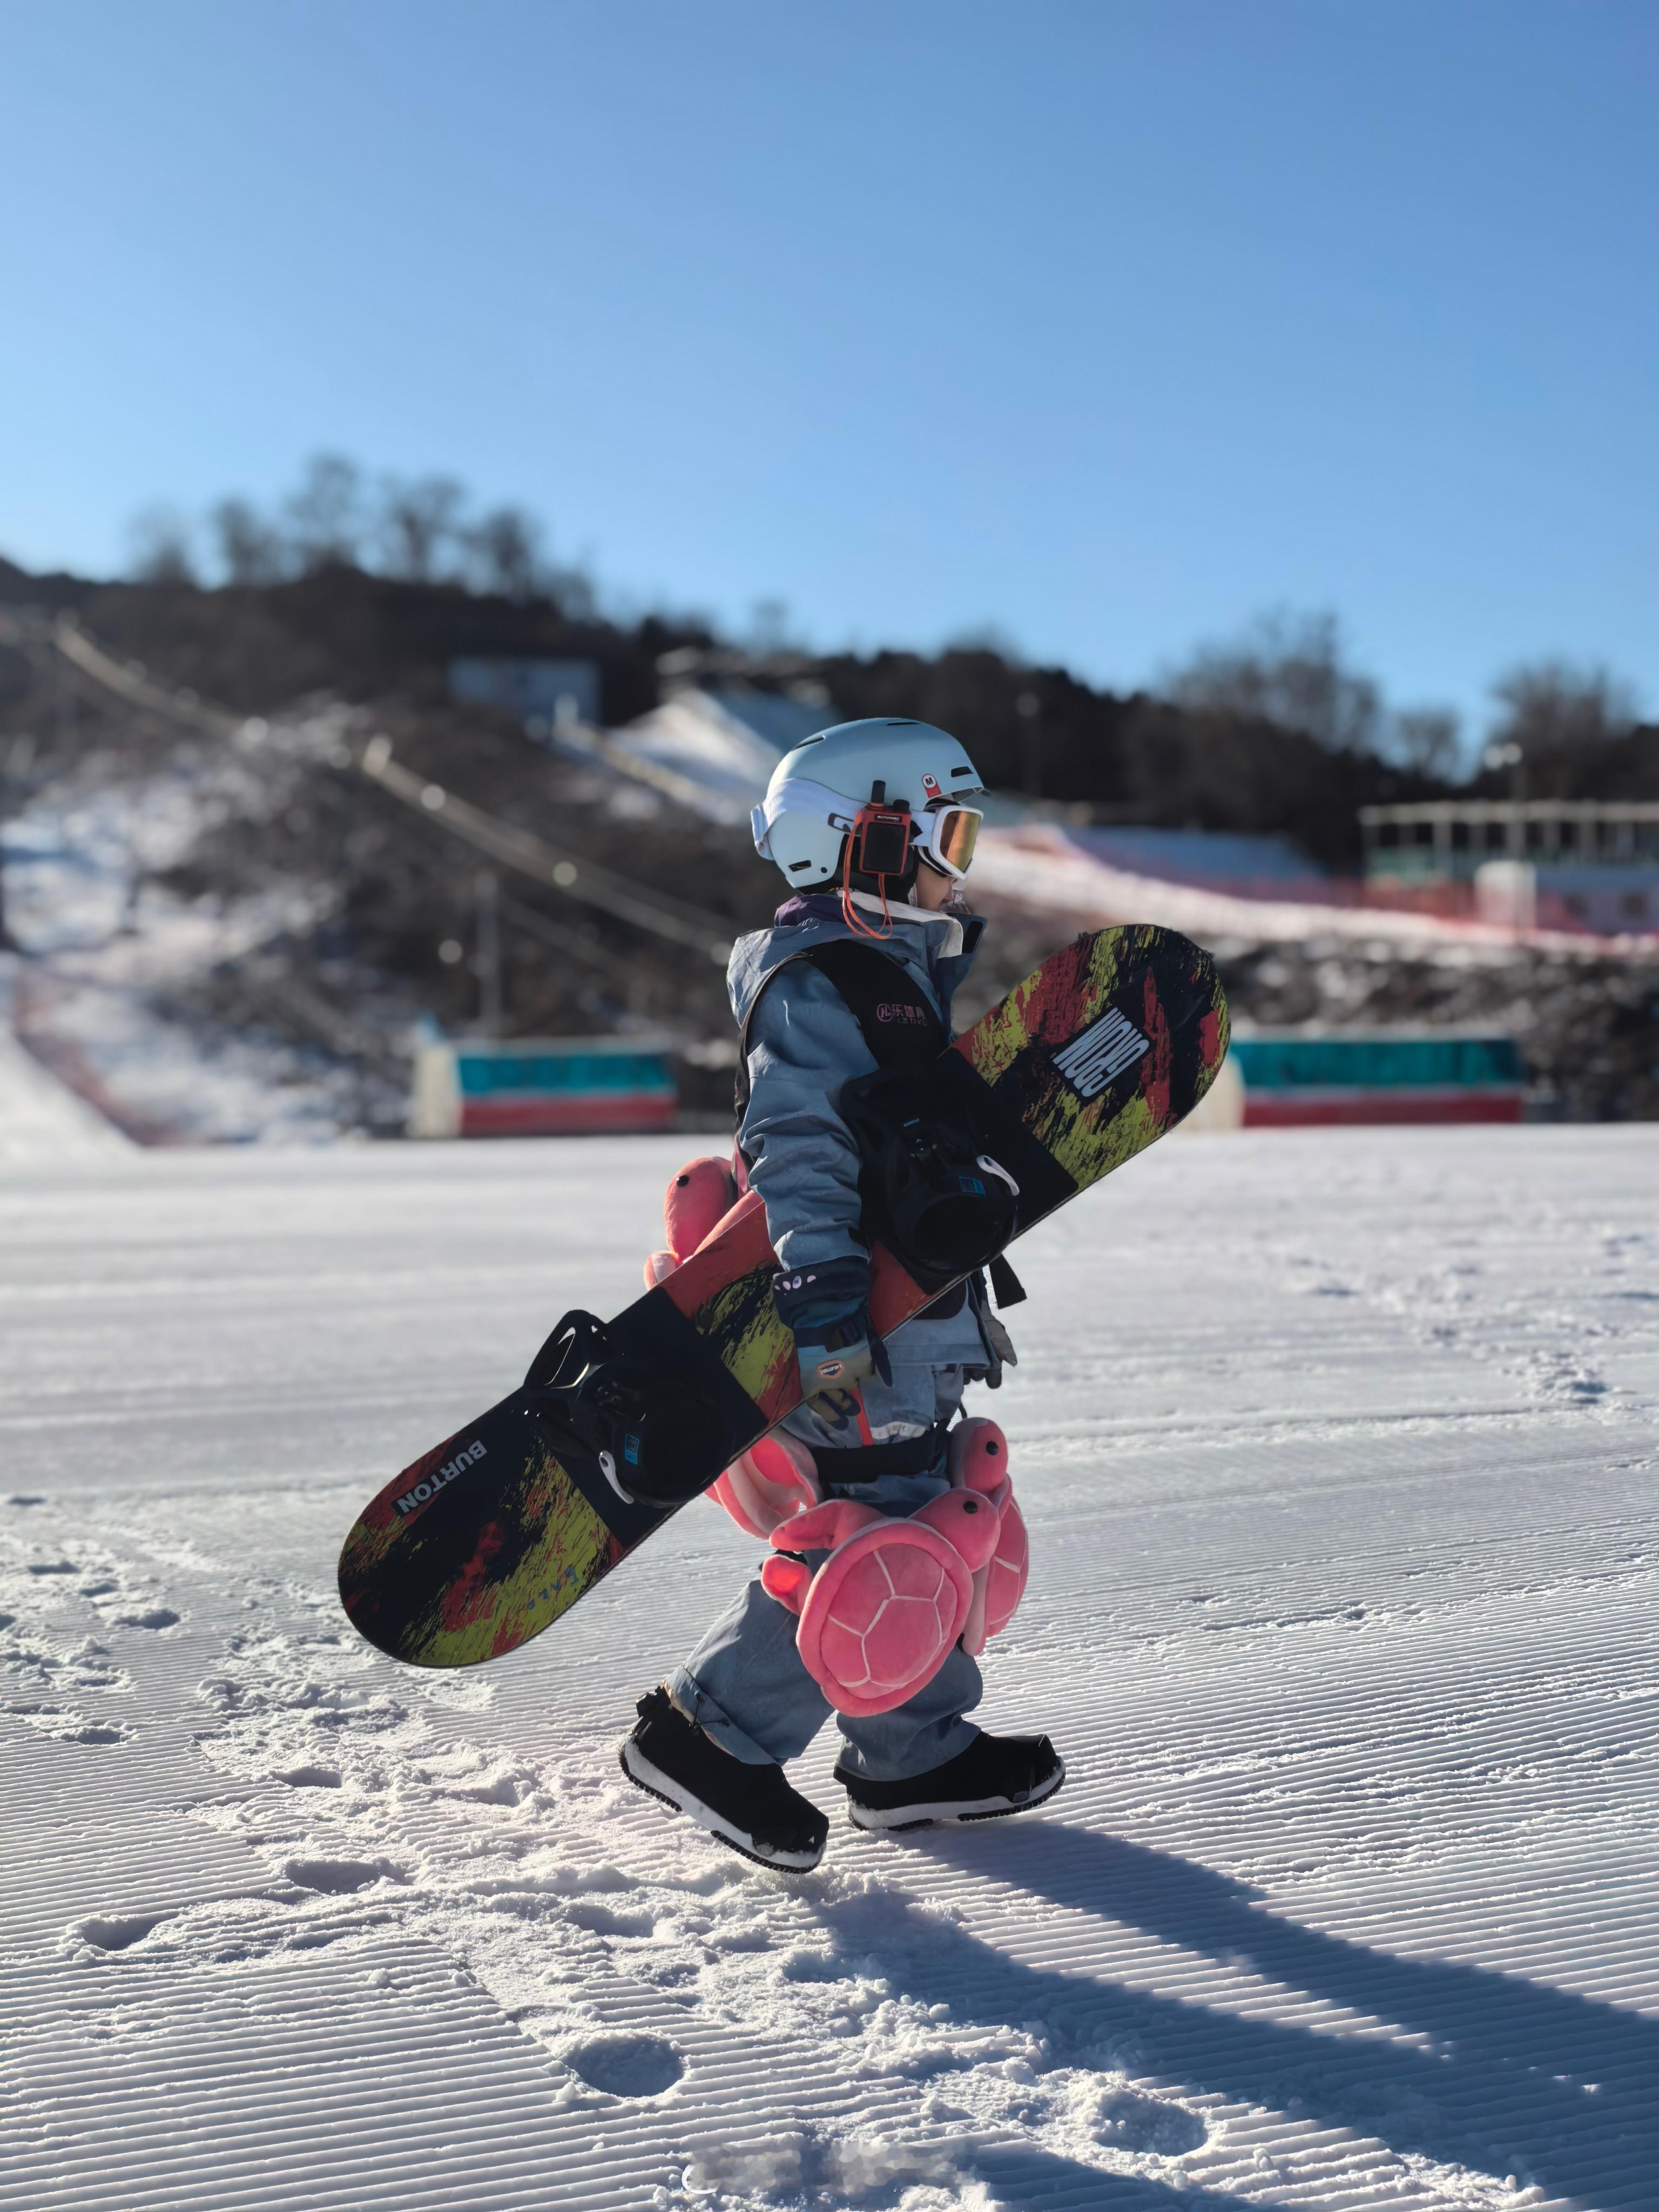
[379,475,468,583]
[284,454,366,572]
[467,504,546,601]
[1391,706,1461,779]
[1164,610,1382,754]
[210,498,287,586]
[1489,659,1640,756]
[136,457,572,607]
[126,505,198,586]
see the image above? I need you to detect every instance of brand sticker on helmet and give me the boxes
[1052,1008,1151,1098]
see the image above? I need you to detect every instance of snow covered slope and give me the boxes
[3,727,401,1145]
[3,1129,1656,2211]
[0,956,132,1161]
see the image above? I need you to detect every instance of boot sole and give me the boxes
[845,1758,1066,1833]
[618,1739,825,1873]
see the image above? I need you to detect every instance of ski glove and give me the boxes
[773,1255,892,1409]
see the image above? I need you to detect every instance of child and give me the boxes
[622,719,1062,1870]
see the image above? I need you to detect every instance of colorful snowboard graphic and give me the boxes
[338,926,1229,1669]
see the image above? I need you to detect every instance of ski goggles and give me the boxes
[911,801,982,880]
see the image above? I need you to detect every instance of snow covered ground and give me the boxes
[3,1127,1657,2211]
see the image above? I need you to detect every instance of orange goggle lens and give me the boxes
[926,806,981,876]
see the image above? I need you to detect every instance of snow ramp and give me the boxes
[0,956,132,1162]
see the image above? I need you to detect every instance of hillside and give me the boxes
[2,559,1656,1135]
[1,559,1476,866]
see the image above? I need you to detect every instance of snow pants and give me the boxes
[669,1467,984,1782]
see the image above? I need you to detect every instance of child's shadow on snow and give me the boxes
[849,1816,1653,2206]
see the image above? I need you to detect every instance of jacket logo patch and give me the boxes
[1053,1008,1150,1098]
[875,1001,930,1024]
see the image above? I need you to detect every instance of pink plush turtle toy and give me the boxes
[759,1417,1029,1715]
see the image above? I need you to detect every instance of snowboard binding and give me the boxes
[524,1309,727,1512]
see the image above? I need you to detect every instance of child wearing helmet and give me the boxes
[621,719,1063,1870]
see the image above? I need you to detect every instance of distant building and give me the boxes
[1361,801,1659,933]
[1229,1029,1526,1127]
[448,657,601,731]
[411,1032,676,1138]
[1362,799,1659,880]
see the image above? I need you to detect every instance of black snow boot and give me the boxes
[619,1687,828,1872]
[835,1730,1065,1832]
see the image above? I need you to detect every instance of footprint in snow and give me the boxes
[281,1857,406,1894]
[16,1712,134,1745]
[563,2033,684,2097]
[76,1911,172,1952]
[446,1772,523,1806]
[708,1923,772,1953]
[562,1900,656,1938]
[782,1949,848,1984]
[1090,2086,1208,2155]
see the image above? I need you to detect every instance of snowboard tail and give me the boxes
[339,926,1229,1669]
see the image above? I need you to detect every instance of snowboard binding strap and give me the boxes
[524,1308,732,1512]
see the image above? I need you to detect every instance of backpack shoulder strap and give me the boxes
[733,940,945,1142]
[797,940,945,1066]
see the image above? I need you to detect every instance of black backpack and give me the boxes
[736,940,1024,1300]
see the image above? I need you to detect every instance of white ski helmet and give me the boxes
[751,718,987,890]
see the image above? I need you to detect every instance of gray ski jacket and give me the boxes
[729,891,1010,1454]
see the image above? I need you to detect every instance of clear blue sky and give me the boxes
[3,1,1654,736]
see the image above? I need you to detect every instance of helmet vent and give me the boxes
[952,766,975,778]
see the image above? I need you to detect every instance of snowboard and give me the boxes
[339,925,1228,1669]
